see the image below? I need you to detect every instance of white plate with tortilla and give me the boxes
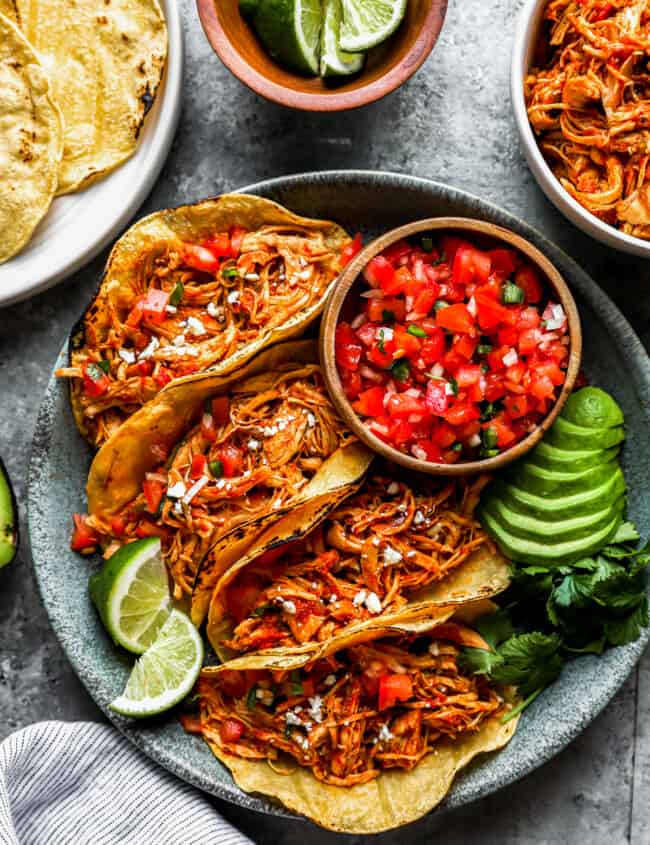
[0,0,183,308]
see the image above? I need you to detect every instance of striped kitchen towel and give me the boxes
[0,721,252,845]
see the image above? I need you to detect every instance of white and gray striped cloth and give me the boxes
[0,721,252,844]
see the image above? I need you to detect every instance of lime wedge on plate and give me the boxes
[110,610,204,718]
[321,0,365,77]
[89,537,170,655]
[252,0,322,75]
[339,0,407,52]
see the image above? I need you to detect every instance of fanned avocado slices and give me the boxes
[0,458,18,567]
[478,388,627,566]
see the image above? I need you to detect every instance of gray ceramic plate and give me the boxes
[28,171,650,824]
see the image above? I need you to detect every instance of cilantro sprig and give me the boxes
[459,522,649,718]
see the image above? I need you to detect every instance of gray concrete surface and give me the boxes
[1,0,650,842]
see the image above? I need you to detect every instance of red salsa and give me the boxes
[335,233,570,463]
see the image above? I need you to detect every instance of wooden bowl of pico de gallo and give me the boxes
[319,217,582,476]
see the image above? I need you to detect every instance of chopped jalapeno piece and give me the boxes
[169,281,184,306]
[501,282,525,305]
[433,300,449,312]
[391,358,410,382]
[477,343,493,355]
[482,427,498,449]
[407,324,427,338]
[209,460,224,478]
[421,236,434,253]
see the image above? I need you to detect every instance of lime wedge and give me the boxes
[320,0,365,77]
[110,610,204,718]
[252,0,323,76]
[339,0,407,52]
[89,537,170,655]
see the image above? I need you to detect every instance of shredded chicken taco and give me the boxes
[204,475,510,656]
[182,623,518,833]
[74,341,372,599]
[56,194,353,446]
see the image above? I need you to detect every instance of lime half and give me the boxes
[321,0,365,77]
[89,537,170,655]
[253,0,323,76]
[110,610,204,718]
[339,0,407,52]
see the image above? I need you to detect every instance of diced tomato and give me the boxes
[342,369,363,399]
[229,226,247,257]
[227,573,264,623]
[378,674,413,710]
[219,444,243,477]
[504,394,529,419]
[201,412,217,442]
[431,421,456,447]
[70,514,98,552]
[444,401,481,426]
[421,329,446,364]
[515,265,544,303]
[126,297,146,327]
[393,324,421,357]
[191,453,207,478]
[183,243,220,273]
[386,393,426,417]
[518,328,541,356]
[141,289,170,324]
[110,515,127,536]
[367,296,406,322]
[490,414,517,447]
[136,359,154,377]
[474,292,511,331]
[517,306,541,331]
[353,386,386,417]
[335,322,363,371]
[367,343,393,369]
[155,367,172,388]
[203,232,231,258]
[82,364,110,398]
[439,235,470,263]
[453,334,477,360]
[135,520,169,540]
[530,373,556,400]
[456,364,482,387]
[497,325,518,347]
[436,303,475,335]
[379,239,410,264]
[211,396,230,424]
[218,670,248,699]
[143,478,164,514]
[220,719,245,743]
[364,256,398,293]
[417,439,443,462]
[411,285,440,315]
[340,232,363,267]
[424,380,449,415]
[535,360,566,385]
[389,418,413,445]
[452,245,491,286]
[488,248,519,277]
[485,372,507,401]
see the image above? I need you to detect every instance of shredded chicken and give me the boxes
[56,225,345,446]
[525,0,650,236]
[185,634,504,786]
[85,366,355,599]
[222,477,495,655]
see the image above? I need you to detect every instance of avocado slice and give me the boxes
[480,494,625,543]
[529,441,619,471]
[562,386,624,430]
[511,457,620,498]
[485,470,626,520]
[547,417,625,450]
[480,507,623,566]
[0,458,18,567]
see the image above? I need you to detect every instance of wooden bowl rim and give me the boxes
[319,216,583,476]
[196,0,448,112]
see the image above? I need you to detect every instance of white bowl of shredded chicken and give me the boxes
[511,0,650,257]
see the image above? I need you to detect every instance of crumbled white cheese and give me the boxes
[138,336,159,360]
[329,594,338,603]
[324,674,337,687]
[186,315,206,336]
[285,710,303,726]
[247,438,260,451]
[429,642,440,656]
[406,550,416,558]
[215,478,226,489]
[245,272,260,281]
[307,695,323,723]
[306,412,316,428]
[255,688,274,706]
[118,348,135,364]
[173,500,183,515]
[166,481,187,499]
[387,482,400,496]
[281,600,297,615]
[502,348,519,367]
[262,425,278,437]
[353,590,367,607]
[293,734,309,751]
[206,301,222,319]
[182,476,209,505]
[173,334,186,346]
[413,510,425,526]
[383,546,403,566]
[166,305,177,314]
[227,290,240,305]
[378,723,394,742]
[467,296,477,317]
[277,419,288,431]
[365,592,382,615]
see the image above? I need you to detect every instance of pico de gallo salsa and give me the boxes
[335,233,570,463]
